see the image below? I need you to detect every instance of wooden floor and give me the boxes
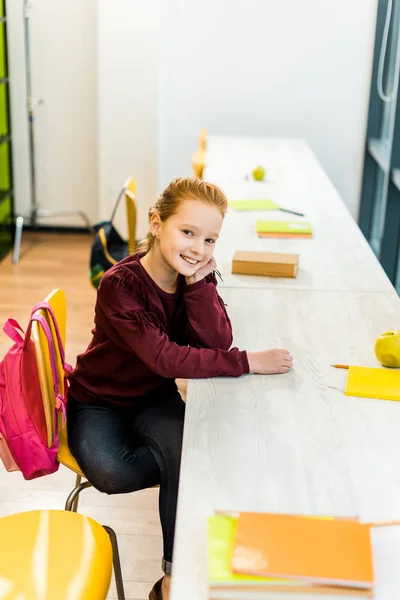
[0,233,163,600]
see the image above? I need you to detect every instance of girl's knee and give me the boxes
[82,461,130,494]
[88,464,153,495]
[92,475,126,495]
[82,446,161,494]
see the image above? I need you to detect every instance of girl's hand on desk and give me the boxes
[247,349,293,375]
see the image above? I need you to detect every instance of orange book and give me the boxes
[231,512,374,590]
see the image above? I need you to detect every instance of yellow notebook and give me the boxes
[229,199,278,210]
[345,366,400,401]
[256,220,312,235]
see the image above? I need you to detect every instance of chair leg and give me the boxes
[103,525,126,600]
[72,474,82,512]
[12,216,24,265]
[65,480,92,511]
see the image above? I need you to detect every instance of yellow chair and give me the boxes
[92,177,137,288]
[199,127,207,152]
[31,289,125,600]
[122,176,137,255]
[192,128,208,179]
[0,509,112,599]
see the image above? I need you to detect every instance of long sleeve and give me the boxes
[183,275,233,350]
[69,256,250,406]
[106,309,248,379]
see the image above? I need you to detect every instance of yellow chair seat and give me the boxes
[0,510,112,600]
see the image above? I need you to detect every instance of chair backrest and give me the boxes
[31,289,67,447]
[123,176,137,254]
[192,149,205,179]
[199,128,207,151]
[192,129,208,179]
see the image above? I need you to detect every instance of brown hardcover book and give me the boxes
[232,250,299,278]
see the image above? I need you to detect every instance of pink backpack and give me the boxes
[0,302,70,480]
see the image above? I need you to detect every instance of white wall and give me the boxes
[6,0,32,217]
[7,0,378,233]
[158,0,378,218]
[6,0,98,228]
[97,0,160,239]
[7,1,159,238]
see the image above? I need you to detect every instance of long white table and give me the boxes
[171,136,400,600]
[206,136,394,293]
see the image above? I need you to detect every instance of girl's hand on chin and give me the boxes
[185,256,216,285]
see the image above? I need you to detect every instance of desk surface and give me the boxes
[171,136,400,600]
[171,288,400,600]
[204,136,394,294]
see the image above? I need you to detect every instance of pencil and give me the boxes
[331,364,350,369]
[279,207,306,217]
[363,519,400,528]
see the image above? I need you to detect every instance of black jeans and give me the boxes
[67,388,185,573]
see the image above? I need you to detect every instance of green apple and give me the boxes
[252,165,266,181]
[374,330,400,367]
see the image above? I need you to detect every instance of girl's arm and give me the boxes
[183,274,233,350]
[106,309,248,379]
[99,265,292,378]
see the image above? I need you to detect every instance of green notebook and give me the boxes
[229,199,279,211]
[256,220,312,235]
[208,514,291,586]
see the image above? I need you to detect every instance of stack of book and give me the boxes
[256,220,312,238]
[208,512,374,599]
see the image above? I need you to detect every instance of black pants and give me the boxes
[67,388,185,573]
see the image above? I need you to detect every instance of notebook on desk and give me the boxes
[208,514,287,585]
[345,366,400,401]
[229,200,305,217]
[231,512,374,589]
[208,513,373,598]
[257,232,312,239]
[256,220,312,237]
[229,200,279,210]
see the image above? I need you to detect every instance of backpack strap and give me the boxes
[3,319,25,347]
[29,314,67,429]
[110,187,126,223]
[31,302,65,360]
[30,301,72,372]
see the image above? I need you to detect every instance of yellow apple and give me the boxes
[374,330,400,368]
[252,165,266,181]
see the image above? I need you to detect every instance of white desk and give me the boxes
[204,136,394,293]
[172,289,400,600]
[171,136,400,600]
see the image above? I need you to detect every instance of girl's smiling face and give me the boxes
[150,199,223,276]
